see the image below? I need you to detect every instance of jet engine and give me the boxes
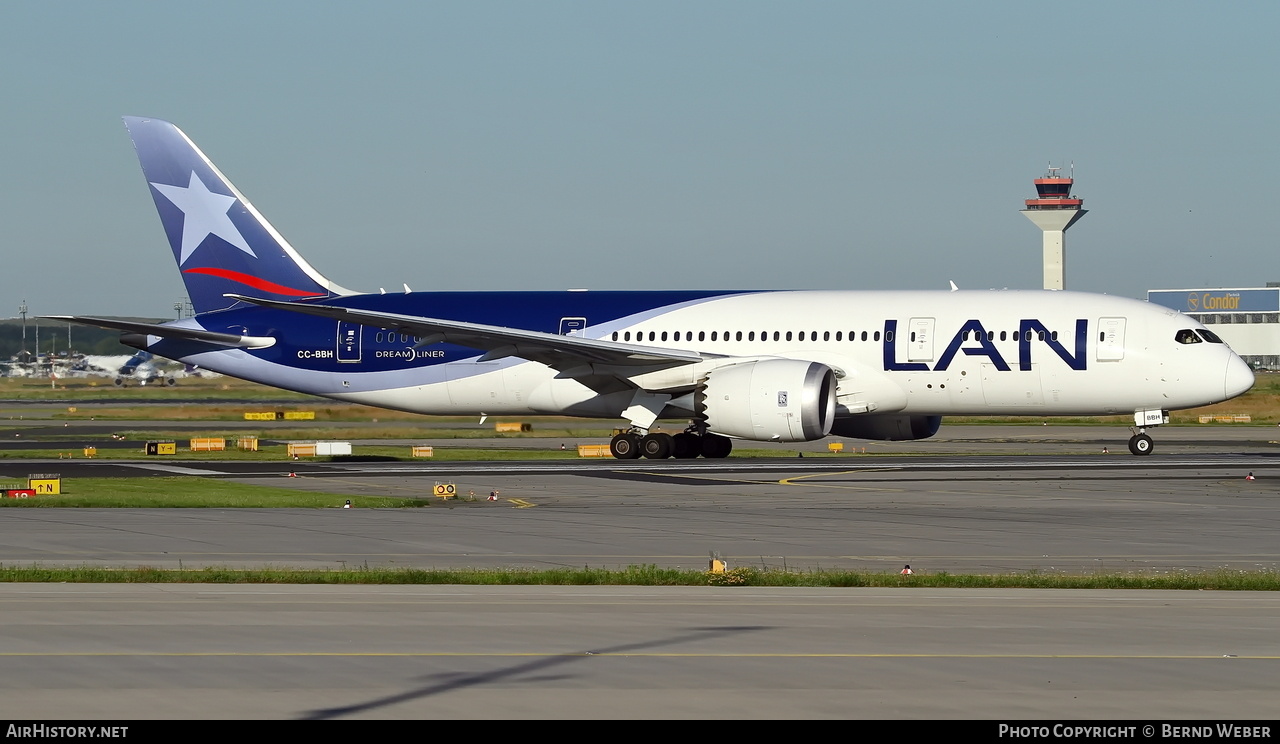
[829,414,942,441]
[696,360,836,442]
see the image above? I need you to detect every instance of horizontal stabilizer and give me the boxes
[43,316,276,350]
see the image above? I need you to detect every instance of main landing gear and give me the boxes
[608,429,733,460]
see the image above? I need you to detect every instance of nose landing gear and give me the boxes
[1128,431,1154,456]
[1125,409,1167,456]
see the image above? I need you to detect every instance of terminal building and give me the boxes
[1147,286,1280,370]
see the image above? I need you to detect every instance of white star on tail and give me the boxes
[151,171,256,264]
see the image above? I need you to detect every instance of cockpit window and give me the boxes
[1175,329,1202,345]
[1195,329,1225,344]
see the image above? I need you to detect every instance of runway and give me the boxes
[3,452,1279,573]
[3,584,1278,720]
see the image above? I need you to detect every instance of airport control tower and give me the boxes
[1021,165,1087,290]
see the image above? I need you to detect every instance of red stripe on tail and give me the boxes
[182,267,326,297]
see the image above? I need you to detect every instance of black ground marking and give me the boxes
[0,464,169,479]
[794,474,1274,485]
[0,462,330,479]
[0,440,145,451]
[576,470,777,487]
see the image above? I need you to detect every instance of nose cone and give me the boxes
[1225,354,1255,399]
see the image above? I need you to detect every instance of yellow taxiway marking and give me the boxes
[624,469,903,491]
[629,471,781,486]
[2,651,1276,659]
[507,498,536,508]
[779,469,905,492]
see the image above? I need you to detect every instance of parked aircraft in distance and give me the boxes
[49,117,1254,457]
[107,351,180,386]
[1,351,194,386]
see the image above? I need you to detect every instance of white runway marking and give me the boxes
[117,463,230,475]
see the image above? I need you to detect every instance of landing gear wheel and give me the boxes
[610,432,642,459]
[700,433,733,459]
[640,433,674,459]
[671,433,701,459]
[1128,433,1154,456]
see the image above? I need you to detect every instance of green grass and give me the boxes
[0,477,429,508]
[0,378,317,402]
[0,564,1275,589]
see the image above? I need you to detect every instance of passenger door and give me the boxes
[908,317,936,363]
[559,317,587,337]
[1096,317,1126,362]
[336,321,362,363]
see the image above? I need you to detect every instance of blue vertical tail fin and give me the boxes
[123,116,354,314]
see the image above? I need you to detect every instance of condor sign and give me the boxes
[1148,288,1279,314]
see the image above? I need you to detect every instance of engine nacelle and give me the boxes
[697,360,836,442]
[830,414,942,441]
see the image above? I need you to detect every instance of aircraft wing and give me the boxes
[43,316,277,350]
[224,295,712,374]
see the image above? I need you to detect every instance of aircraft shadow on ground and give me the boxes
[301,625,772,720]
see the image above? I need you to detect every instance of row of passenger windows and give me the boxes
[611,329,1062,343]
[375,332,419,343]
[372,327,1079,346]
[962,330,1060,342]
[614,330,877,343]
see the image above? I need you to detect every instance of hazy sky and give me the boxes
[3,1,1277,318]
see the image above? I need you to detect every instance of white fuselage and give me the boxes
[171,289,1254,430]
